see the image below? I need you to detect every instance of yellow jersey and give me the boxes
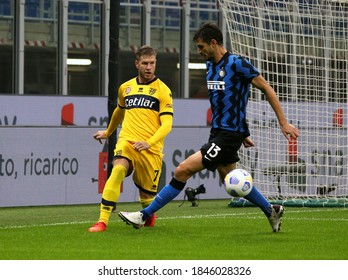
[117,76,173,154]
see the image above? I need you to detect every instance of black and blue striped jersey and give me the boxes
[206,52,260,134]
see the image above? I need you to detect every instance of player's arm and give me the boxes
[93,106,125,143]
[105,106,125,136]
[251,75,299,140]
[147,113,173,146]
[94,86,126,143]
[132,113,173,152]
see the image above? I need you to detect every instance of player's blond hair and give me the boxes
[136,45,157,61]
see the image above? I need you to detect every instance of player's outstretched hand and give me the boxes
[93,130,107,144]
[281,123,299,141]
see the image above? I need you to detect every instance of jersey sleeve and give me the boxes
[147,81,173,147]
[104,85,126,137]
[147,113,173,147]
[158,83,174,116]
[117,84,126,108]
[235,56,260,82]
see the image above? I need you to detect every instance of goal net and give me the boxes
[218,0,348,207]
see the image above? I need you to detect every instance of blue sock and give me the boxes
[141,179,185,220]
[245,186,272,217]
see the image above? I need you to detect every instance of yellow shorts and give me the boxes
[114,140,163,195]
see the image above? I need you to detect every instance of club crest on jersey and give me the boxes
[149,88,156,95]
[125,87,131,94]
[219,67,226,77]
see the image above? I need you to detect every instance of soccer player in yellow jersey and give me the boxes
[88,45,174,232]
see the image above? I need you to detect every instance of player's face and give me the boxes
[136,55,156,83]
[195,38,215,61]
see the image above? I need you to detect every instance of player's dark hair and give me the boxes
[193,22,223,45]
[136,45,157,60]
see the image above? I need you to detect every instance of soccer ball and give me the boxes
[224,169,253,197]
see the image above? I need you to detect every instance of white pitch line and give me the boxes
[0,209,347,230]
[0,220,95,230]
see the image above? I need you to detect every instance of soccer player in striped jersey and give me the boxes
[119,22,299,232]
[88,45,173,232]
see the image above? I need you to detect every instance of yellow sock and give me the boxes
[99,164,127,225]
[140,197,154,209]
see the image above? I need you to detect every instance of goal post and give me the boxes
[217,0,348,207]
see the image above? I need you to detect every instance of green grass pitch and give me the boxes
[0,199,347,260]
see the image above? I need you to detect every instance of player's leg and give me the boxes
[220,164,273,217]
[99,159,129,223]
[142,150,204,217]
[139,194,157,227]
[218,163,284,232]
[233,180,284,232]
[133,150,162,227]
[89,141,134,232]
[119,151,205,227]
[88,158,129,232]
[214,131,284,232]
[119,131,231,227]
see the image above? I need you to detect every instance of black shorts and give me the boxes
[200,128,244,171]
